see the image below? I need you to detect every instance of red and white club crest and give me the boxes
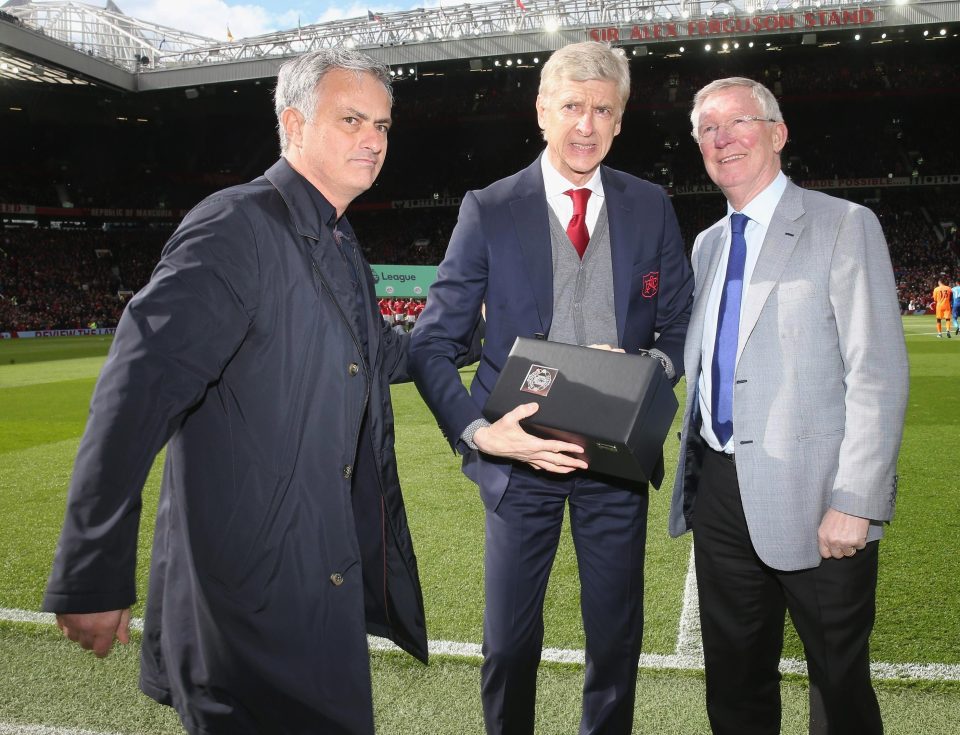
[642,271,659,298]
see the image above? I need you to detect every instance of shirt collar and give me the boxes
[299,173,339,229]
[540,152,605,199]
[726,170,787,228]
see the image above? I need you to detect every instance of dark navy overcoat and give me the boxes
[44,159,427,734]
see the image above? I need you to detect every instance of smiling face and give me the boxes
[536,77,622,187]
[281,68,392,216]
[696,86,787,211]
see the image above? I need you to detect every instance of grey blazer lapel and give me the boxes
[684,221,725,386]
[695,224,726,323]
[738,181,805,354]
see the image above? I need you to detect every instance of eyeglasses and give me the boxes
[696,115,778,143]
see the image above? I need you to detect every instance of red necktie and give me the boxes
[564,188,591,258]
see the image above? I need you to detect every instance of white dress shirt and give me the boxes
[698,171,788,453]
[540,154,605,235]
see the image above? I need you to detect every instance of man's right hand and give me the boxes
[473,403,588,474]
[56,609,131,658]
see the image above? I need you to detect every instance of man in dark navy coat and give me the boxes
[43,49,428,734]
[409,42,692,735]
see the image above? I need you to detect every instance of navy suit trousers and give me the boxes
[480,464,649,735]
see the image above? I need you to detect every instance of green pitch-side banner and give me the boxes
[369,264,438,298]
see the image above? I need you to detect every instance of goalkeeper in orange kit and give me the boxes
[933,275,953,338]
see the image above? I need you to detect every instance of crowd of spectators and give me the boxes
[0,228,168,332]
[2,183,956,332]
[3,38,959,331]
[354,208,458,266]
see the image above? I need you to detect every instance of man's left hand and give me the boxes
[817,508,869,559]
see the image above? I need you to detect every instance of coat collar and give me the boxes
[264,158,381,366]
[264,157,338,243]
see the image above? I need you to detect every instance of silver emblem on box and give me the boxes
[521,364,559,396]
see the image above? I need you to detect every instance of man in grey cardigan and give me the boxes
[411,42,693,735]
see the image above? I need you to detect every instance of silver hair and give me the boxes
[274,49,392,152]
[689,77,784,142]
[538,41,631,113]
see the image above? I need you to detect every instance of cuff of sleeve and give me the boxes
[42,588,137,615]
[460,418,491,452]
[645,348,676,381]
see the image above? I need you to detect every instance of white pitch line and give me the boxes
[0,608,56,626]
[0,724,123,735]
[4,606,960,681]
[370,635,696,670]
[669,553,960,681]
[0,608,143,631]
[674,546,705,667]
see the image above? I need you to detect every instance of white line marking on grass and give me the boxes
[370,636,691,669]
[904,332,960,338]
[778,657,960,680]
[868,661,960,680]
[4,606,960,681]
[674,547,704,667]
[0,608,56,625]
[370,635,485,660]
[0,724,123,735]
[0,607,143,631]
[669,552,960,681]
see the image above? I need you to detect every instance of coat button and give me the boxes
[348,362,359,376]
[330,573,344,586]
[342,464,353,479]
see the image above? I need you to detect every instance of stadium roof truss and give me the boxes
[1,0,958,91]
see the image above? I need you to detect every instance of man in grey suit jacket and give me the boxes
[669,77,908,734]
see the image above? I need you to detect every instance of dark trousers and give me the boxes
[693,448,883,735]
[480,465,649,735]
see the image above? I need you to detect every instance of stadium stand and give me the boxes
[1,33,958,331]
[0,228,167,331]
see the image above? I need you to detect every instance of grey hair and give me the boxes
[274,48,392,152]
[538,41,631,114]
[690,77,783,142]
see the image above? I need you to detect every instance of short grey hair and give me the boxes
[539,41,630,114]
[689,77,783,142]
[274,48,392,152]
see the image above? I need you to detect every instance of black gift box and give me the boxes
[482,337,678,486]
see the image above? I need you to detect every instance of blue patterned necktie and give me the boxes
[711,213,749,447]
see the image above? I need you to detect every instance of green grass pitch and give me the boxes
[1,318,959,734]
